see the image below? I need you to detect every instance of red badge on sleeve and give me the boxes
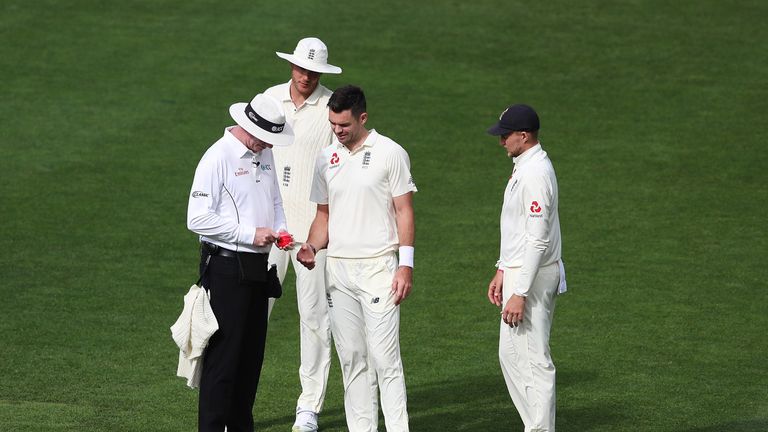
[330,153,340,165]
[530,201,542,213]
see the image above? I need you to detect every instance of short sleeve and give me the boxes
[388,146,418,197]
[309,152,329,204]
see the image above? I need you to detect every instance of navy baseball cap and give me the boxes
[487,104,540,136]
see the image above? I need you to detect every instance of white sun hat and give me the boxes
[276,37,342,74]
[229,94,294,147]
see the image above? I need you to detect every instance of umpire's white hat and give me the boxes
[229,94,294,146]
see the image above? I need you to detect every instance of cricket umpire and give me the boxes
[485,104,567,432]
[186,93,294,431]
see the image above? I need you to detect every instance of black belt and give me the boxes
[201,241,239,258]
[198,242,278,296]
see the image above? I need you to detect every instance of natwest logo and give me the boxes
[330,153,340,165]
[530,201,542,213]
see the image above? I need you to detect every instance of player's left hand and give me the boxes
[502,295,526,327]
[391,266,413,305]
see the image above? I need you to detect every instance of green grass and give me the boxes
[1,0,767,430]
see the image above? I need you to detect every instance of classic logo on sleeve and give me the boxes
[191,191,209,198]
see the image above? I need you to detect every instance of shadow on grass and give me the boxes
[252,370,617,431]
[252,406,348,431]
[684,419,768,432]
[557,405,627,431]
[407,371,624,431]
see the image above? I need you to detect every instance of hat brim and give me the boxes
[486,122,511,136]
[276,52,342,74]
[229,103,294,147]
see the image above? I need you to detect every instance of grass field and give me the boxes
[1,0,767,431]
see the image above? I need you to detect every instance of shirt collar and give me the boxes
[223,127,256,159]
[282,80,324,107]
[334,129,378,153]
[512,142,543,167]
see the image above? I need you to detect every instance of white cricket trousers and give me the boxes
[326,254,409,432]
[268,246,332,413]
[499,262,560,432]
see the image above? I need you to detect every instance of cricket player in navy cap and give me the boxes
[486,104,567,432]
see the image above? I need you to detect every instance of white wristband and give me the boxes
[398,246,414,268]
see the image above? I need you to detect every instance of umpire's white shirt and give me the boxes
[265,81,334,242]
[187,127,286,253]
[499,143,561,296]
[310,130,417,258]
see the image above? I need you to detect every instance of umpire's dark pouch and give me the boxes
[238,254,282,298]
[238,253,268,283]
[265,264,283,298]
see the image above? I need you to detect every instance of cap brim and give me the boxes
[229,103,294,147]
[276,52,342,74]
[486,122,510,136]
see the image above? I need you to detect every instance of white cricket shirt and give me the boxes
[499,143,562,296]
[265,81,334,242]
[187,127,287,253]
[310,130,417,258]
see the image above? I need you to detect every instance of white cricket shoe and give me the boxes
[292,407,318,432]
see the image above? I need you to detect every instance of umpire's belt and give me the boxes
[202,241,244,258]
[201,241,271,285]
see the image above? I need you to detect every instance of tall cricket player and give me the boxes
[264,37,341,432]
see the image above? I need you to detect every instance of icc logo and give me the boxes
[330,153,340,165]
[530,201,542,213]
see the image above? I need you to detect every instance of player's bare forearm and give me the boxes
[393,193,414,247]
[306,204,330,250]
[392,193,414,304]
[297,204,329,270]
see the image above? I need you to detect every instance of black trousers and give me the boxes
[198,253,269,432]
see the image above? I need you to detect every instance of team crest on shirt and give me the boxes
[329,152,340,169]
[362,151,371,168]
[529,200,543,217]
[282,166,291,186]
